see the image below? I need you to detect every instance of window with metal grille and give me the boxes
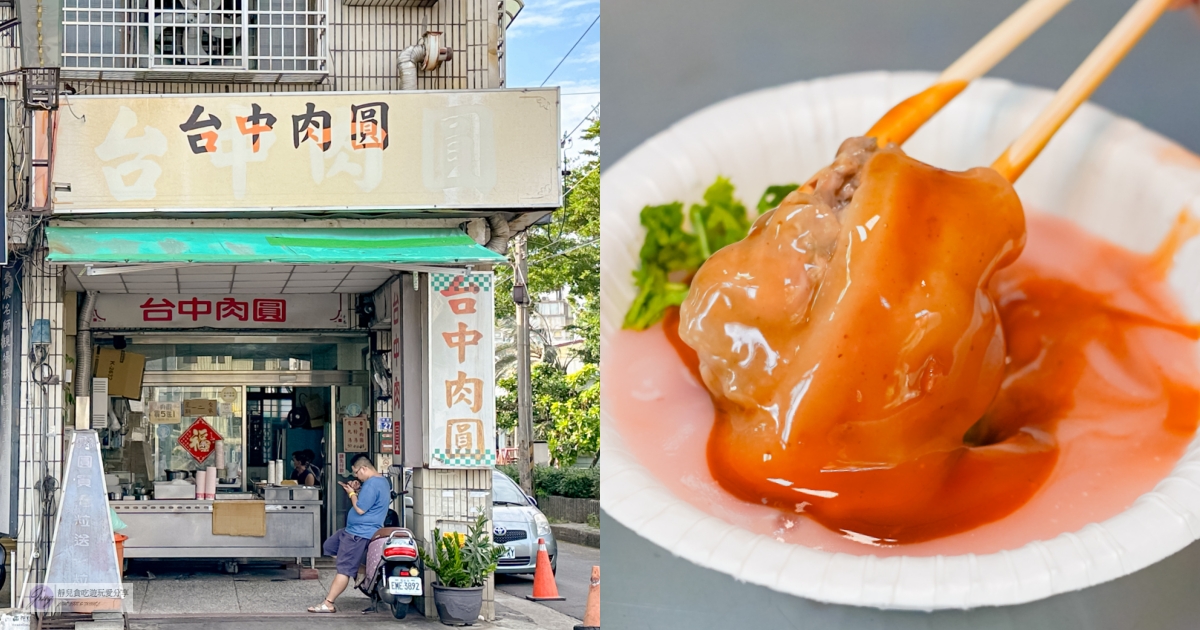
[62,0,327,81]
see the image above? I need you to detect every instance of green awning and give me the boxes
[45,226,507,265]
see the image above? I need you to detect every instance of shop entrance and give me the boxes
[99,334,369,565]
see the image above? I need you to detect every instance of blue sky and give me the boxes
[506,0,600,164]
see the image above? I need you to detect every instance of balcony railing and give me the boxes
[62,0,327,82]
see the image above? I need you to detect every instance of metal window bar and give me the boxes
[61,0,326,76]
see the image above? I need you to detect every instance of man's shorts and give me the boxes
[323,528,370,577]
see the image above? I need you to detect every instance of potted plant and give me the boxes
[419,514,506,626]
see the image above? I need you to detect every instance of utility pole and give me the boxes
[513,234,535,496]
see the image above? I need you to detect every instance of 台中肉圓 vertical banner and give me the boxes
[427,271,495,468]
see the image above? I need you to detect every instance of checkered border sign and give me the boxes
[430,272,492,293]
[432,448,497,467]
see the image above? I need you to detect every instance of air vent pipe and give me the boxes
[75,290,97,399]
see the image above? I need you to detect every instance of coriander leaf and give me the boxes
[623,202,702,330]
[623,266,690,331]
[691,176,751,256]
[757,184,800,213]
[637,202,701,272]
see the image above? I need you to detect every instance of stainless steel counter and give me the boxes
[113,499,322,560]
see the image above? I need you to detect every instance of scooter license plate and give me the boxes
[388,576,423,596]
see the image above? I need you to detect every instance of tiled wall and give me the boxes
[3,0,506,613]
[410,467,493,619]
[65,0,503,96]
[14,249,66,602]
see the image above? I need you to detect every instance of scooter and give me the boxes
[359,526,422,619]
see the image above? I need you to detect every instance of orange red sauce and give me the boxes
[627,149,1200,546]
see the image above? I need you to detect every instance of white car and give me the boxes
[492,469,557,574]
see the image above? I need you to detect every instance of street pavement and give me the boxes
[495,540,599,621]
[0,550,591,629]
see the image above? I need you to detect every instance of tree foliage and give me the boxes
[545,365,599,467]
[494,118,601,466]
[495,119,600,325]
[496,363,599,467]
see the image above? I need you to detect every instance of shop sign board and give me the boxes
[89,294,351,329]
[178,418,222,463]
[53,89,561,213]
[43,431,124,611]
[427,271,495,468]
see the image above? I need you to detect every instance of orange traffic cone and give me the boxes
[525,538,565,601]
[573,565,599,630]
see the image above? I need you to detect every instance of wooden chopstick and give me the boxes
[796,0,1073,194]
[869,0,1074,147]
[992,0,1173,182]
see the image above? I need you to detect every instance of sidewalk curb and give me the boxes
[494,591,579,630]
[550,523,600,549]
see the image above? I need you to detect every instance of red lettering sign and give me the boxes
[441,322,483,363]
[216,298,249,321]
[178,297,213,321]
[448,297,477,315]
[140,298,175,322]
[439,276,480,297]
[253,299,287,323]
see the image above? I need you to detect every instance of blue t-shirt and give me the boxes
[346,475,391,538]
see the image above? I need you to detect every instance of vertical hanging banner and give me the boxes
[427,271,495,468]
[0,260,21,536]
[390,278,403,457]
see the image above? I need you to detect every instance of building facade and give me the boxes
[0,0,556,619]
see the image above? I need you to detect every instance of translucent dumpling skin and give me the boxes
[678,146,1054,543]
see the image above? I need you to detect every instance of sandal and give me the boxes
[307,599,337,613]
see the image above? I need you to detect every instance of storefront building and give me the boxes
[0,0,556,620]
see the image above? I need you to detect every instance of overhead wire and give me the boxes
[561,101,600,148]
[540,14,599,87]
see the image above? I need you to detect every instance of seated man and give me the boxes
[308,454,391,613]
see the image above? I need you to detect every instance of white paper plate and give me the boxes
[600,71,1200,610]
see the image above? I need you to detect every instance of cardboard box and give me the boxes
[184,399,218,417]
[212,500,266,537]
[92,348,145,399]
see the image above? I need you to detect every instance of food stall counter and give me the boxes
[112,498,322,561]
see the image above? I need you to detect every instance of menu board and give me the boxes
[183,399,218,416]
[147,401,181,425]
[343,415,370,452]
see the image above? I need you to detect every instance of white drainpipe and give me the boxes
[399,31,449,90]
[398,45,426,91]
[485,215,513,255]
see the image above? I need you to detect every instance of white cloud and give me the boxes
[507,0,599,40]
[559,84,599,164]
[565,41,599,66]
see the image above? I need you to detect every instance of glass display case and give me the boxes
[143,384,246,489]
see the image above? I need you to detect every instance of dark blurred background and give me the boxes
[602,0,1200,167]
[601,1,1200,628]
